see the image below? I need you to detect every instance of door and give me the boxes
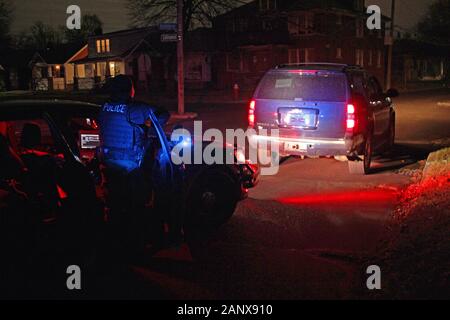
[366,76,390,142]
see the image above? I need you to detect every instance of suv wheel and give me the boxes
[348,134,373,175]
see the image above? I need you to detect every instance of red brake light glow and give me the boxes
[249,100,256,127]
[346,104,356,130]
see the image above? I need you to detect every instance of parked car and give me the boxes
[249,63,398,174]
[0,100,259,256]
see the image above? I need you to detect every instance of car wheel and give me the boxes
[348,134,373,175]
[185,170,238,239]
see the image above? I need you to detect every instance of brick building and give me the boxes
[212,0,389,90]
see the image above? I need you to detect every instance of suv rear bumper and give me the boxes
[250,134,363,157]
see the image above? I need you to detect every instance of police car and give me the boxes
[0,100,259,252]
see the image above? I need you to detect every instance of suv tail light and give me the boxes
[346,103,356,130]
[249,100,256,127]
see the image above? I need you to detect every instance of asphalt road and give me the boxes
[87,89,450,299]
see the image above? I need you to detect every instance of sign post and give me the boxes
[177,0,185,115]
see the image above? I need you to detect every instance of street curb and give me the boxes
[422,147,450,182]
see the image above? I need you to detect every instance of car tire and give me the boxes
[185,170,238,240]
[348,134,373,175]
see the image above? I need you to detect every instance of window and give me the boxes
[288,49,299,64]
[350,73,367,97]
[336,48,342,59]
[288,13,314,35]
[366,77,382,99]
[354,0,364,11]
[256,72,347,102]
[356,19,364,38]
[259,0,277,11]
[226,53,241,72]
[288,48,313,63]
[76,64,86,78]
[368,50,373,66]
[356,49,364,66]
[96,39,111,53]
[336,14,342,25]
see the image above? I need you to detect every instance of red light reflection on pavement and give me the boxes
[279,189,398,207]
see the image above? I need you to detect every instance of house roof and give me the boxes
[30,43,86,66]
[215,0,391,20]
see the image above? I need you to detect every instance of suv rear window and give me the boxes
[256,71,347,102]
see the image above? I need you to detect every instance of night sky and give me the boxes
[9,0,431,35]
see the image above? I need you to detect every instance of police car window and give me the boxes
[9,119,60,154]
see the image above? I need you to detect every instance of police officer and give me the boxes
[99,75,169,253]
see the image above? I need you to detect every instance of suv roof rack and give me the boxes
[275,63,364,72]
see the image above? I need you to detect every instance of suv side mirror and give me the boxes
[386,88,399,98]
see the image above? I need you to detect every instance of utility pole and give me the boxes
[386,0,396,90]
[177,0,185,115]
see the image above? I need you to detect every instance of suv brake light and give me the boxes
[346,104,356,130]
[249,100,256,127]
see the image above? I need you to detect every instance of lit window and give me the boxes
[96,39,111,53]
[336,48,342,59]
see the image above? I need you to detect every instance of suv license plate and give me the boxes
[285,142,308,152]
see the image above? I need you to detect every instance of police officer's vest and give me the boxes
[99,102,143,162]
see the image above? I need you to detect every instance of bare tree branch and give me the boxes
[127,0,247,32]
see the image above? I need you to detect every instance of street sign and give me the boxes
[159,23,177,32]
[161,33,179,42]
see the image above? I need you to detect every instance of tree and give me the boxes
[16,21,63,51]
[0,0,12,46]
[64,14,103,44]
[417,0,450,45]
[127,0,246,32]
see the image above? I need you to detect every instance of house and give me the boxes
[184,28,214,89]
[70,27,177,92]
[393,38,450,89]
[0,64,5,91]
[29,43,86,91]
[211,0,389,90]
[0,48,34,91]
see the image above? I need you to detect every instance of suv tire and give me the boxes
[348,134,373,175]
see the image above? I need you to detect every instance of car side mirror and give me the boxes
[386,88,399,98]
